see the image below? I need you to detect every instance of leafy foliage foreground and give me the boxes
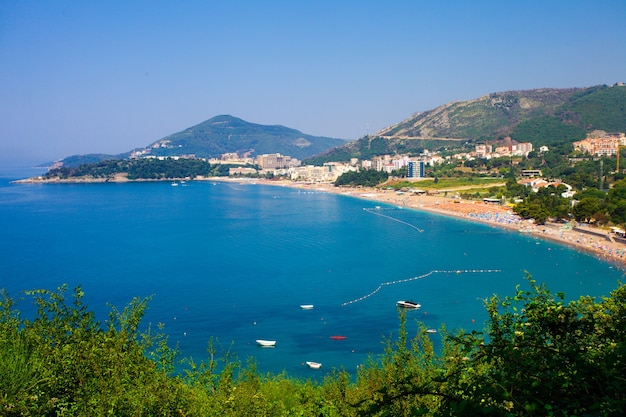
[1,276,625,416]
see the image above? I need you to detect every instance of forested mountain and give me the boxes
[143,115,346,160]
[56,115,347,168]
[307,84,626,163]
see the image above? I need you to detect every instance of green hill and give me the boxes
[57,115,347,168]
[308,84,626,163]
[144,115,347,160]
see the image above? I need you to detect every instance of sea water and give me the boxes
[1,168,624,379]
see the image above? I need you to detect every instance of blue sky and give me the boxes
[1,1,625,164]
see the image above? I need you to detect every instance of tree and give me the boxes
[436,277,626,416]
[513,200,550,224]
[572,197,600,223]
[334,170,389,187]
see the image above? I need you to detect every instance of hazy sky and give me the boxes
[1,1,625,164]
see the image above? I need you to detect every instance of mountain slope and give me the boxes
[57,115,347,168]
[381,84,626,141]
[141,115,346,160]
[308,84,625,163]
[379,88,585,140]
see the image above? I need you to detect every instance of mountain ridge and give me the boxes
[305,83,625,164]
[378,87,587,140]
[55,115,347,168]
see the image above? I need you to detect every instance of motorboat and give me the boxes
[396,300,421,309]
[306,361,322,369]
[300,304,314,310]
[426,329,437,334]
[330,335,347,340]
[255,339,276,347]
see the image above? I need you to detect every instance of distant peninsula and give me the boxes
[14,158,232,183]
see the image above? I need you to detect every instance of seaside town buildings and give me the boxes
[518,177,575,198]
[573,132,626,157]
[211,138,535,182]
[474,140,533,159]
[129,131,625,184]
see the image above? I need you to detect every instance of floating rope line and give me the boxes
[363,207,424,233]
[341,269,502,306]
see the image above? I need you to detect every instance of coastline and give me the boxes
[13,174,626,269]
[256,178,626,270]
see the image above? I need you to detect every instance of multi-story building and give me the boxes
[475,144,493,158]
[287,163,357,182]
[211,153,255,165]
[407,161,425,178]
[475,141,532,158]
[255,153,299,169]
[392,155,410,170]
[573,134,625,156]
[494,146,512,156]
[512,142,533,156]
[229,167,258,176]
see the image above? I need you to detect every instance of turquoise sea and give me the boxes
[1,166,624,379]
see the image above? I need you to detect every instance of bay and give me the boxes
[1,168,624,379]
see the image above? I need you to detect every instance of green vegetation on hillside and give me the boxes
[305,136,461,164]
[314,85,626,164]
[334,170,389,187]
[510,116,586,147]
[147,115,347,160]
[44,158,237,180]
[2,277,625,416]
[564,85,626,133]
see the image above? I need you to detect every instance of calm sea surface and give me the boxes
[1,167,624,379]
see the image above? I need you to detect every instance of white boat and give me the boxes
[426,329,437,334]
[396,300,421,309]
[171,182,179,186]
[255,339,276,347]
[306,361,322,369]
[300,304,314,310]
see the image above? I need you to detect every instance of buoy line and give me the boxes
[340,269,502,306]
[363,207,424,233]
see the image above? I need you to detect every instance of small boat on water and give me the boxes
[306,361,322,369]
[330,335,347,340]
[426,329,437,334]
[396,300,421,309]
[255,339,276,347]
[300,304,314,310]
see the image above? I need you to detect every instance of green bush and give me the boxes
[2,277,625,416]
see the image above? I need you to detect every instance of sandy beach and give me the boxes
[257,179,626,270]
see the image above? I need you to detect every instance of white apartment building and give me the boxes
[255,153,300,170]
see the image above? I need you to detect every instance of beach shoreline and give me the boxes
[255,178,626,270]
